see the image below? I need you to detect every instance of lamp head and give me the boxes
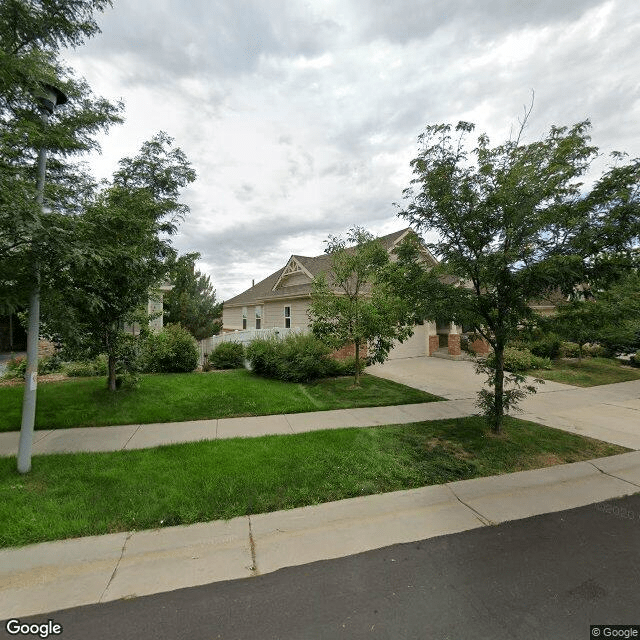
[36,83,68,115]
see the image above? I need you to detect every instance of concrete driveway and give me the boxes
[367,356,640,450]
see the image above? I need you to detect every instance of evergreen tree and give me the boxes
[164,253,223,341]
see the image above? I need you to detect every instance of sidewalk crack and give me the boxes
[445,484,495,526]
[603,402,640,413]
[283,414,295,433]
[587,461,640,489]
[121,425,142,450]
[33,430,55,444]
[99,531,133,602]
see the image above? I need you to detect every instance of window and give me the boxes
[255,305,262,330]
[242,307,247,330]
[284,305,291,328]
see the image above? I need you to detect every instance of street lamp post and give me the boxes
[17,83,67,474]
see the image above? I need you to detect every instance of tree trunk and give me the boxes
[354,339,361,387]
[492,344,505,434]
[108,352,117,392]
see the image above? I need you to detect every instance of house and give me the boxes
[222,228,480,359]
[123,282,174,336]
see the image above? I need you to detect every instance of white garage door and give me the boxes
[387,324,427,360]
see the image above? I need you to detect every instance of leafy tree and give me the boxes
[309,227,415,386]
[163,253,223,341]
[1,0,123,312]
[549,271,640,360]
[43,133,196,390]
[397,117,640,433]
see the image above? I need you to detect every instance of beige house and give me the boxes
[124,282,174,336]
[222,228,476,359]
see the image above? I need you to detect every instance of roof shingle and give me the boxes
[224,228,416,306]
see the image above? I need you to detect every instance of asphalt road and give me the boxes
[4,494,640,640]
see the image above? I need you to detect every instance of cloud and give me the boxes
[61,0,640,302]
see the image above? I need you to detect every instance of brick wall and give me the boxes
[447,333,461,356]
[37,339,56,358]
[428,335,439,355]
[331,342,368,360]
[470,338,491,355]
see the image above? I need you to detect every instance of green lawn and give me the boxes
[529,357,640,387]
[0,415,627,548]
[0,370,440,432]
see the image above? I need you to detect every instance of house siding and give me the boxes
[263,298,311,329]
[223,306,244,331]
[280,272,311,287]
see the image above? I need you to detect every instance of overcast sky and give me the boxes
[62,0,640,300]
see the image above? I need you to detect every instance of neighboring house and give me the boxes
[124,282,174,336]
[222,228,477,359]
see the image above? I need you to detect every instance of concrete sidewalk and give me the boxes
[2,451,640,620]
[2,358,638,456]
[0,399,478,457]
[2,358,639,621]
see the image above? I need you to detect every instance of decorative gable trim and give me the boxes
[388,229,439,267]
[272,256,314,291]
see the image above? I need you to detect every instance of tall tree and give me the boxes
[163,253,222,341]
[43,133,196,390]
[397,117,640,433]
[0,0,123,311]
[309,227,415,386]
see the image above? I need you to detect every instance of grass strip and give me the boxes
[0,371,440,432]
[530,357,640,387]
[0,416,627,548]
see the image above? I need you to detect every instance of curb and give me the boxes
[2,451,640,620]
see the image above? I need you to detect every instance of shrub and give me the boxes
[208,342,245,369]
[529,334,562,360]
[93,354,109,376]
[246,333,333,382]
[41,354,63,374]
[486,347,551,373]
[629,350,640,368]
[583,343,608,358]
[327,355,367,377]
[64,361,98,377]
[560,342,580,358]
[3,356,27,379]
[245,337,279,378]
[143,324,199,373]
[1,354,66,379]
[530,354,553,370]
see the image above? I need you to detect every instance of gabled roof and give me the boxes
[271,255,315,291]
[224,227,433,307]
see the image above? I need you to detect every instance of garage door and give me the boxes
[387,324,427,360]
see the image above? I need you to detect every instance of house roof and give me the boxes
[224,228,429,307]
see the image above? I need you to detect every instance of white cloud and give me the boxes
[61,0,640,301]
